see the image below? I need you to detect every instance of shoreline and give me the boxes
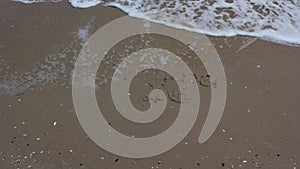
[0,1,299,169]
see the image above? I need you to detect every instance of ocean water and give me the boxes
[15,0,300,45]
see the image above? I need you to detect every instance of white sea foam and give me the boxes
[15,0,300,45]
[14,0,62,3]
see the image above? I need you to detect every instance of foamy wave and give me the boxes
[14,0,62,3]
[15,0,300,45]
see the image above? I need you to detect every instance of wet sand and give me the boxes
[0,1,300,169]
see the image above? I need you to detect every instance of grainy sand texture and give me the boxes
[0,1,299,169]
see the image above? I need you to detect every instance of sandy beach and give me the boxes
[0,1,299,169]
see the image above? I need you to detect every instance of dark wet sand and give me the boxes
[0,1,299,169]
